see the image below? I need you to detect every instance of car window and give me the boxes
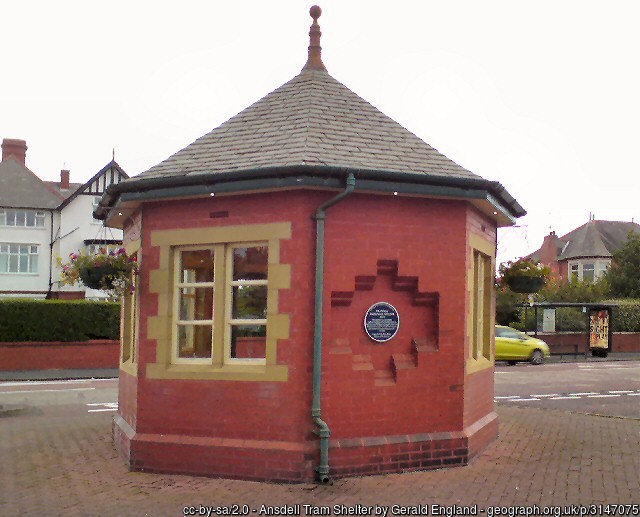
[496,327,522,339]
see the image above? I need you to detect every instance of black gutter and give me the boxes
[95,165,525,220]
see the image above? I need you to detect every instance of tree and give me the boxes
[604,232,640,298]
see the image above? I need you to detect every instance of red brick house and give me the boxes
[97,6,525,482]
[528,218,640,283]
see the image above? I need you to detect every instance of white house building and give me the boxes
[0,138,128,299]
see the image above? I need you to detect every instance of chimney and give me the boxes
[2,139,27,165]
[60,169,70,190]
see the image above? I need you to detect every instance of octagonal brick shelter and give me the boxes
[97,6,525,482]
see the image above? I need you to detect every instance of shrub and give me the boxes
[605,299,640,332]
[0,299,120,342]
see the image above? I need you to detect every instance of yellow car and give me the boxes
[495,325,551,365]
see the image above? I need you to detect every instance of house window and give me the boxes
[0,209,45,228]
[92,197,101,223]
[471,249,492,361]
[570,263,579,281]
[568,260,610,283]
[582,263,595,283]
[0,243,39,273]
[172,244,268,364]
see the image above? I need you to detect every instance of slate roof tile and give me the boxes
[131,69,480,184]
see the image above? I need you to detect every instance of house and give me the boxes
[528,218,640,283]
[98,6,525,482]
[0,138,128,299]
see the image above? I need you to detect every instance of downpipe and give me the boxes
[312,172,356,484]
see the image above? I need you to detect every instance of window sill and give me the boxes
[466,356,493,374]
[146,362,288,382]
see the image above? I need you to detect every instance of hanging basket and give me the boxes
[506,275,545,294]
[79,266,123,290]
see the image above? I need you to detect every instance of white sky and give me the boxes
[2,1,638,264]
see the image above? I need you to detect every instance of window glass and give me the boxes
[179,287,214,321]
[231,324,266,359]
[36,212,45,227]
[6,211,16,226]
[0,211,4,226]
[583,263,595,283]
[177,325,213,359]
[233,246,268,281]
[26,211,35,227]
[181,249,214,283]
[232,285,267,319]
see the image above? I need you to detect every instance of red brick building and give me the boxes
[97,6,525,482]
[528,219,640,283]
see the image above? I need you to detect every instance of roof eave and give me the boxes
[96,165,525,228]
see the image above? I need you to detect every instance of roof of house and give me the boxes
[44,181,84,201]
[530,220,640,261]
[558,220,640,260]
[0,156,64,209]
[57,160,128,210]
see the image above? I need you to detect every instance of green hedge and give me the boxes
[607,299,640,332]
[0,299,120,342]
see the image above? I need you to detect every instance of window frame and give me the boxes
[146,222,291,382]
[0,209,46,228]
[0,242,39,274]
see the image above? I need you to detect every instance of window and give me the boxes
[121,252,140,365]
[86,243,120,255]
[0,243,39,273]
[0,209,45,228]
[582,263,595,283]
[92,197,101,223]
[568,260,610,283]
[146,222,291,382]
[570,263,579,281]
[173,244,268,364]
[471,249,492,361]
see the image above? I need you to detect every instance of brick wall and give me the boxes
[540,332,640,354]
[117,190,498,481]
[0,340,119,371]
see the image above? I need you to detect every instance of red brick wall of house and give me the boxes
[0,340,119,370]
[116,190,498,481]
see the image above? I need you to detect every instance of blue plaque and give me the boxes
[364,302,400,343]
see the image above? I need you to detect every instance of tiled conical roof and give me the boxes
[133,69,480,183]
[99,6,525,226]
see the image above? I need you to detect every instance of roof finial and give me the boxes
[303,5,327,71]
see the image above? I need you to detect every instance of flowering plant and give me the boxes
[498,259,550,293]
[57,247,138,297]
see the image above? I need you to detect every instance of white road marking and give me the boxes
[86,402,118,413]
[0,388,95,395]
[549,396,581,400]
[509,398,540,401]
[0,379,113,387]
[628,393,640,396]
[608,390,634,394]
[569,392,599,396]
[586,394,620,398]
[531,394,559,397]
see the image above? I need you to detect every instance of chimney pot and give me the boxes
[2,138,28,165]
[60,169,70,190]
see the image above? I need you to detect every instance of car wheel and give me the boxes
[530,350,545,365]
[507,361,517,366]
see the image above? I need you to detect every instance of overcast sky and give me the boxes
[2,0,638,263]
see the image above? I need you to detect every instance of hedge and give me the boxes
[0,299,120,342]
[607,299,640,332]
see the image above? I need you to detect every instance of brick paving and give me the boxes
[1,405,638,516]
